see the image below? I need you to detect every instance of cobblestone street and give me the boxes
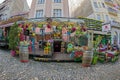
[0,49,120,80]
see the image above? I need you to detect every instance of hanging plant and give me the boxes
[18,27,23,33]
[57,25,62,31]
[68,25,72,30]
[52,21,59,26]
[26,23,33,30]
[38,24,43,28]
[68,22,75,27]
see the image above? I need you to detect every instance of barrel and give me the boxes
[19,46,29,63]
[82,51,93,67]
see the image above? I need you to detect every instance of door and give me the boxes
[53,41,61,52]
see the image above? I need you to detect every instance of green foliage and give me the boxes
[8,22,19,50]
[78,17,103,30]
[92,56,98,65]
[38,24,43,28]
[79,34,88,46]
[74,56,82,62]
[98,58,105,63]
[111,56,118,63]
[94,35,102,51]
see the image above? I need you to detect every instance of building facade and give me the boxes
[29,0,70,18]
[74,0,120,22]
[0,0,29,21]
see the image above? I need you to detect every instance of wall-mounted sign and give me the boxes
[102,24,111,32]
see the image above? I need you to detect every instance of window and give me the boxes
[96,14,101,20]
[102,3,105,8]
[105,15,109,22]
[98,2,101,8]
[38,0,45,4]
[35,10,43,18]
[113,32,118,43]
[93,2,98,8]
[53,9,62,17]
[54,0,61,3]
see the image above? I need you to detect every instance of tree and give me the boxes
[8,22,19,50]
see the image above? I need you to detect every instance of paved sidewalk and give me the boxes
[0,49,120,80]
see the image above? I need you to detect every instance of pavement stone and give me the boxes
[0,49,120,80]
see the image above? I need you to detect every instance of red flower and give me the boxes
[47,24,51,28]
[26,24,28,28]
[75,51,83,57]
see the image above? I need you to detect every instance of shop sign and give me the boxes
[102,24,111,32]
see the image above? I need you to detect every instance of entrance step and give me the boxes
[33,57,75,62]
[29,54,53,58]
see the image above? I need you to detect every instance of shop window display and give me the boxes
[16,18,95,62]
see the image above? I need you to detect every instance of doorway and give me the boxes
[53,41,61,52]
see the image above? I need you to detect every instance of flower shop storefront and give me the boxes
[15,18,94,63]
[0,17,119,66]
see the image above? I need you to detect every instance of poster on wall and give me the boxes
[102,24,111,32]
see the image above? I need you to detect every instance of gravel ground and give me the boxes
[0,49,120,80]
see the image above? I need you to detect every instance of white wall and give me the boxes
[111,27,120,47]
[87,13,95,19]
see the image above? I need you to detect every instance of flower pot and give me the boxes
[82,51,93,67]
[11,50,16,57]
[19,46,29,63]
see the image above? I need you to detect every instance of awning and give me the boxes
[93,31,109,35]
[0,21,25,28]
[0,23,14,28]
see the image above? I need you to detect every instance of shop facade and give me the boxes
[110,21,120,47]
[5,17,92,63]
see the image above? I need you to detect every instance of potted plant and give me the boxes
[92,36,103,64]
[8,22,19,56]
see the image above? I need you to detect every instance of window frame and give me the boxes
[38,0,45,4]
[54,0,61,3]
[102,3,105,8]
[53,9,62,17]
[35,10,44,18]
[93,2,98,8]
[96,14,101,20]
[98,2,102,8]
[105,15,109,22]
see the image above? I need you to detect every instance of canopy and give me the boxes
[0,23,14,28]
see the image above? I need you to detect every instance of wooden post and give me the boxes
[88,30,93,50]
